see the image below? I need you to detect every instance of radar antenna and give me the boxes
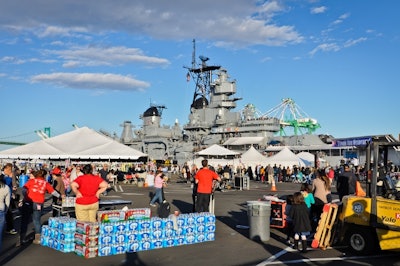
[183,39,221,108]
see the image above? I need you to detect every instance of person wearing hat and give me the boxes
[51,167,66,217]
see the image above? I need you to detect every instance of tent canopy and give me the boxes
[296,151,315,162]
[0,126,147,160]
[240,146,268,169]
[195,144,239,157]
[296,151,315,166]
[264,147,306,168]
[189,157,235,169]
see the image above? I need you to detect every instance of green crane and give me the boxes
[262,98,321,136]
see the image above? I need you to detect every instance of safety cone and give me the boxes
[270,180,277,192]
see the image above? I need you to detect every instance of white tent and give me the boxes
[264,147,306,168]
[296,151,315,166]
[0,126,147,160]
[196,144,239,157]
[189,156,235,169]
[296,151,315,162]
[240,146,268,169]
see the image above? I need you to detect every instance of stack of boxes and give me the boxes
[98,208,152,255]
[97,210,217,256]
[74,221,100,258]
[41,217,76,252]
[174,213,216,245]
[41,208,216,258]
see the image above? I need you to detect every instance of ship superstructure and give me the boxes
[118,40,324,163]
[183,40,280,149]
[120,104,182,161]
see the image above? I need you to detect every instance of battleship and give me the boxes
[116,40,328,164]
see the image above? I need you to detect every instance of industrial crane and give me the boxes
[261,98,321,136]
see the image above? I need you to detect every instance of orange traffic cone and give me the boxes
[270,180,277,192]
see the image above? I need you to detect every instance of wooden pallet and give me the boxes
[311,203,338,249]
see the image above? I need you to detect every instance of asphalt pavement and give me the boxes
[0,178,398,266]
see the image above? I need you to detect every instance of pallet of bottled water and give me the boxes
[40,210,216,258]
[97,212,216,257]
[41,217,76,253]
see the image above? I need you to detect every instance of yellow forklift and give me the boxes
[337,141,400,254]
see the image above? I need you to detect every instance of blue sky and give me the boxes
[1,0,399,149]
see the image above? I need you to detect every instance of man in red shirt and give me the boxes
[195,159,221,212]
[71,164,108,222]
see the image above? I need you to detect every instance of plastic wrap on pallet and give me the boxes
[41,217,77,252]
[76,221,99,236]
[44,210,217,258]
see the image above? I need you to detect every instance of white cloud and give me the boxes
[0,38,18,45]
[309,43,340,56]
[35,25,88,38]
[344,37,367,48]
[1,56,56,65]
[1,56,16,63]
[257,0,285,20]
[31,72,150,91]
[50,41,64,46]
[44,45,171,68]
[339,13,351,20]
[332,12,351,25]
[261,56,272,63]
[212,19,303,47]
[310,6,327,14]
[309,36,366,56]
[0,1,302,48]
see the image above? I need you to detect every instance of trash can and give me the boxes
[247,201,271,242]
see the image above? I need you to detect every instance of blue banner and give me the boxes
[332,137,372,147]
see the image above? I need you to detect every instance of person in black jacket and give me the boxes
[288,192,312,252]
[336,164,357,201]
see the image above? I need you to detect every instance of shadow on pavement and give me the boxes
[171,199,194,214]
[0,238,32,265]
[124,252,147,266]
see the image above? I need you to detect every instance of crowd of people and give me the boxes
[0,160,225,250]
[0,157,396,253]
[282,164,363,252]
[0,162,119,249]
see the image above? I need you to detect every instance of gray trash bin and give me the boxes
[247,201,271,242]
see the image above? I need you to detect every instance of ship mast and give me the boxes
[191,39,196,69]
[184,39,221,109]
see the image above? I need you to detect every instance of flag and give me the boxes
[186,72,190,82]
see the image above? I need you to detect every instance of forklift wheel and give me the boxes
[348,228,376,254]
